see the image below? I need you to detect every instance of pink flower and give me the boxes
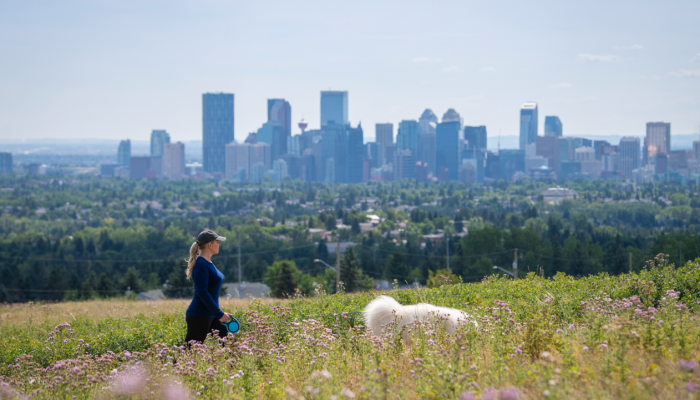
[679,360,698,371]
[459,391,476,400]
[687,382,698,393]
[583,346,589,351]
[500,387,522,399]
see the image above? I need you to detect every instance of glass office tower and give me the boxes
[203,93,235,174]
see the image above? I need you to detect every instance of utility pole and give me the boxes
[513,248,518,279]
[336,241,341,293]
[237,227,242,299]
[446,237,450,272]
[629,252,632,273]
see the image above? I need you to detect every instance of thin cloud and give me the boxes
[693,53,700,62]
[630,44,643,49]
[479,67,495,72]
[441,66,458,73]
[669,69,700,78]
[550,83,572,89]
[576,54,622,63]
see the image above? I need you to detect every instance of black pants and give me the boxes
[184,315,229,345]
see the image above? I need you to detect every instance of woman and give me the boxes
[184,229,233,344]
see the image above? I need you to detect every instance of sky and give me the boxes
[0,0,699,144]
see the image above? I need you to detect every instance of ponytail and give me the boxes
[186,241,205,280]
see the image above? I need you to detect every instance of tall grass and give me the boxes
[1,255,700,399]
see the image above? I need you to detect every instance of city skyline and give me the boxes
[0,0,698,143]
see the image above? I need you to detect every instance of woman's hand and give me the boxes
[219,313,232,322]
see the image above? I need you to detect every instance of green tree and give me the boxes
[123,267,144,293]
[339,247,372,293]
[163,264,193,299]
[383,253,409,282]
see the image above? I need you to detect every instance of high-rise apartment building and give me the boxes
[150,130,171,157]
[464,126,487,150]
[347,124,364,183]
[436,121,461,181]
[375,123,394,166]
[320,91,348,127]
[544,116,562,137]
[500,150,525,181]
[520,102,538,150]
[0,152,12,173]
[619,137,641,179]
[203,93,235,175]
[644,122,671,166]
[117,140,131,166]
[162,142,186,179]
[225,142,250,181]
[397,120,421,158]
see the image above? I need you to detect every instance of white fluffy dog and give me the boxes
[363,295,477,342]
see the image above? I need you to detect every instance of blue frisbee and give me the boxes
[222,316,241,334]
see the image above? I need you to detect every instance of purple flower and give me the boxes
[459,390,476,400]
[481,388,498,400]
[500,387,522,400]
[687,382,698,393]
[583,346,589,351]
[428,339,435,346]
[679,360,698,371]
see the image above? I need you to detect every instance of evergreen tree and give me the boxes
[96,273,113,297]
[272,261,299,298]
[383,253,409,283]
[421,249,435,284]
[45,267,67,301]
[351,219,360,234]
[81,271,98,299]
[606,234,628,275]
[163,264,193,299]
[123,267,144,293]
[316,239,329,263]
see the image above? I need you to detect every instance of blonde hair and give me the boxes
[186,241,207,280]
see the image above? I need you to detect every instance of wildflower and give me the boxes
[568,324,574,330]
[583,346,589,351]
[543,390,551,397]
[459,391,476,400]
[500,387,522,399]
[340,387,356,398]
[548,380,556,386]
[687,382,698,393]
[679,360,698,371]
[428,339,435,346]
[470,364,477,370]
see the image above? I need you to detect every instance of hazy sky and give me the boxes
[1,0,698,144]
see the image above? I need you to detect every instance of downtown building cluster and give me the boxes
[101,92,697,185]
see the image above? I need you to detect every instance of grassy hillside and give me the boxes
[1,256,700,399]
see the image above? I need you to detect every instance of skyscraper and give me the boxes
[268,99,291,155]
[436,120,461,181]
[347,123,364,183]
[442,109,461,124]
[0,152,12,174]
[203,93,235,175]
[256,121,285,161]
[117,140,131,166]
[150,130,171,157]
[418,109,438,135]
[320,91,348,127]
[644,122,671,166]
[464,126,487,150]
[397,120,421,158]
[162,142,186,179]
[375,123,393,166]
[419,132,436,176]
[322,122,347,183]
[544,116,562,137]
[620,137,641,179]
[520,102,538,150]
[393,149,416,181]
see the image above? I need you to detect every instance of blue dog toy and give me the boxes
[222,316,241,334]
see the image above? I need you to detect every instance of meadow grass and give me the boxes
[1,255,700,399]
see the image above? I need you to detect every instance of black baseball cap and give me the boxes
[196,230,226,245]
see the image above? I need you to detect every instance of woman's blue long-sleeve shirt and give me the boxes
[186,257,225,319]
